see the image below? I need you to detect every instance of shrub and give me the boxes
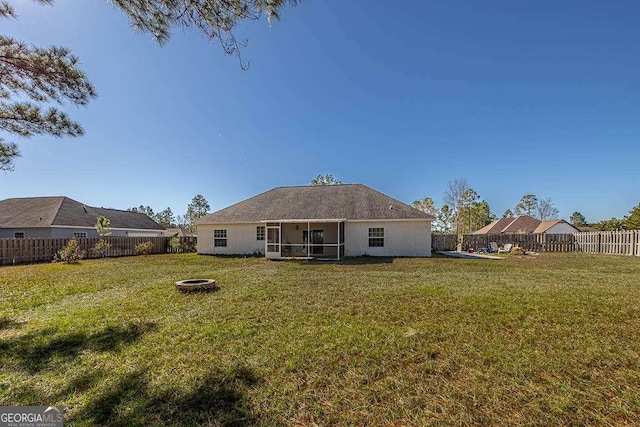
[54,238,86,264]
[135,241,154,255]
[169,237,182,252]
[92,239,111,257]
[511,245,526,256]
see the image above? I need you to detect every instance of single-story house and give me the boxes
[197,184,434,259]
[474,215,581,234]
[0,196,164,239]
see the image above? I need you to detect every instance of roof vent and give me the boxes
[82,205,87,213]
[389,204,393,210]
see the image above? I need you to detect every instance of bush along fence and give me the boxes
[436,231,640,256]
[0,236,197,266]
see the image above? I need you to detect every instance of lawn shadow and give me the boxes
[77,364,259,426]
[0,322,156,373]
[0,317,25,330]
[333,256,394,265]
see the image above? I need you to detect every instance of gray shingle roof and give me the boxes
[0,196,163,230]
[198,184,434,224]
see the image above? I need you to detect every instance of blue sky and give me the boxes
[2,0,639,222]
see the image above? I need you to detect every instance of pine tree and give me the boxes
[186,195,211,232]
[569,211,587,227]
[0,1,96,171]
[1,0,301,170]
[411,197,437,217]
[111,0,301,69]
[514,194,538,217]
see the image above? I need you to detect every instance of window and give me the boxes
[73,232,87,238]
[368,228,384,247]
[214,229,227,247]
[256,226,265,241]
[14,232,25,238]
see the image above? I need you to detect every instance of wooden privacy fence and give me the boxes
[457,231,640,256]
[0,236,198,266]
[462,233,576,252]
[574,231,640,256]
[432,234,458,251]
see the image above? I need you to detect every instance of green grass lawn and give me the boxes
[1,253,639,426]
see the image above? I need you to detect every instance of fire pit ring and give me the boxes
[175,279,218,292]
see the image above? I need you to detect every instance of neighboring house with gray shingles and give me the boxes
[474,215,580,234]
[197,184,434,259]
[0,196,164,239]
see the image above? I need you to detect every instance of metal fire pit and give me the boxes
[175,279,218,292]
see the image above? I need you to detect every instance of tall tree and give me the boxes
[310,174,343,186]
[111,0,302,69]
[623,202,640,230]
[514,194,538,217]
[569,211,587,227]
[503,209,514,218]
[186,194,211,231]
[459,188,480,234]
[537,197,560,220]
[473,200,495,230]
[0,1,97,171]
[411,197,437,217]
[154,207,176,228]
[436,204,453,233]
[443,177,471,234]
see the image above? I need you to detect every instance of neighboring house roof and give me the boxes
[474,217,514,234]
[198,184,434,224]
[164,228,196,238]
[0,197,163,230]
[578,226,599,232]
[501,215,542,233]
[474,215,580,234]
[533,219,580,233]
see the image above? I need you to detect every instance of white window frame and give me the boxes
[73,232,87,238]
[14,232,25,238]
[214,229,227,247]
[368,227,384,247]
[256,226,265,241]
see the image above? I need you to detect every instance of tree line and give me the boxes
[128,194,210,231]
[412,178,640,234]
[410,178,565,234]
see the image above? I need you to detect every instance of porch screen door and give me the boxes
[266,224,280,258]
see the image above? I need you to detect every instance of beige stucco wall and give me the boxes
[198,220,432,257]
[198,223,264,255]
[344,220,432,257]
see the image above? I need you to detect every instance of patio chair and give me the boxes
[498,243,513,253]
[489,242,499,253]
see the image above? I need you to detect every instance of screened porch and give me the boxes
[263,220,345,260]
